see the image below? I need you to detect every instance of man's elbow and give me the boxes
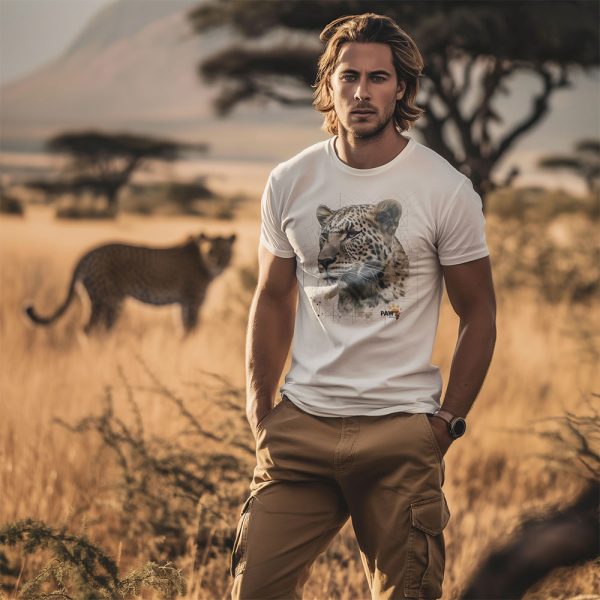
[460,306,496,336]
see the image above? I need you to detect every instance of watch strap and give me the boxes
[432,409,458,425]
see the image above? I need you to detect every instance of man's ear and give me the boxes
[396,79,406,100]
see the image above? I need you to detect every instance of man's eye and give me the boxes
[341,74,355,81]
[372,75,385,82]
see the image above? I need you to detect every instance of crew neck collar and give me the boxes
[327,134,416,176]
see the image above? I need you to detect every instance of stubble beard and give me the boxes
[340,102,397,140]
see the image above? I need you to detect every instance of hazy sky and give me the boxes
[0,0,115,84]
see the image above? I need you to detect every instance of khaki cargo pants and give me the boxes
[230,395,451,599]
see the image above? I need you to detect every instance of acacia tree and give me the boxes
[538,138,600,194]
[188,0,599,208]
[46,130,208,215]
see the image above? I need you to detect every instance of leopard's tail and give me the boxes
[24,264,81,326]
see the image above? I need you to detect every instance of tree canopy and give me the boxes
[188,0,599,205]
[43,130,208,215]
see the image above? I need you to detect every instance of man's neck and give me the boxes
[334,125,408,170]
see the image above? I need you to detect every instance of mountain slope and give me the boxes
[66,0,198,53]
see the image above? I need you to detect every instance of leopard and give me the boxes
[24,232,236,334]
[316,199,409,314]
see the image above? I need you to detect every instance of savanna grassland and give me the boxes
[0,188,598,599]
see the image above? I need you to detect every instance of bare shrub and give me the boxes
[0,519,185,599]
[52,358,253,569]
[0,193,24,216]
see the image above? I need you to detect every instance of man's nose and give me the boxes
[354,77,371,101]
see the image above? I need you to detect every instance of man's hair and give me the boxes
[312,13,425,135]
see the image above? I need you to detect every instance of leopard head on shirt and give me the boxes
[316,199,409,314]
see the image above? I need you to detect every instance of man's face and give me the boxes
[329,42,406,139]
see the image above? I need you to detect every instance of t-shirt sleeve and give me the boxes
[259,172,296,258]
[436,177,490,266]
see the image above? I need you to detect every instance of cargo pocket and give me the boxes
[404,494,451,599]
[229,495,255,578]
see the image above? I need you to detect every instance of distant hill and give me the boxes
[66,0,198,53]
[0,0,322,160]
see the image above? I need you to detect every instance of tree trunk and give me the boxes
[105,186,120,217]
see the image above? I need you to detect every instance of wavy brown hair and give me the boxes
[312,13,425,135]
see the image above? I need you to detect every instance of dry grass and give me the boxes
[0,199,598,599]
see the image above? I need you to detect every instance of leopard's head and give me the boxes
[316,200,402,287]
[196,233,236,276]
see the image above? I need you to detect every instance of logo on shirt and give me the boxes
[380,304,402,320]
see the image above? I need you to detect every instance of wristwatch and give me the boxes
[431,409,467,440]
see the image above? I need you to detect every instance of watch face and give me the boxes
[452,418,467,437]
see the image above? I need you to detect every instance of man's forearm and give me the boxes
[245,289,296,427]
[440,310,496,418]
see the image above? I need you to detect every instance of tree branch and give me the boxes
[492,64,571,164]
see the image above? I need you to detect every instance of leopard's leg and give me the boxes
[103,300,122,331]
[181,288,208,335]
[84,300,108,334]
[181,301,200,334]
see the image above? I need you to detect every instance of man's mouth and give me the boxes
[352,110,375,115]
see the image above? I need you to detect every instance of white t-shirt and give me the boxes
[260,134,489,417]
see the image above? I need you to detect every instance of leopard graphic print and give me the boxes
[316,200,409,315]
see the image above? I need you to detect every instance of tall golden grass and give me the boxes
[0,196,598,599]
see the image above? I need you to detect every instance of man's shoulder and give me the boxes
[267,134,468,194]
[410,138,467,188]
[271,137,330,180]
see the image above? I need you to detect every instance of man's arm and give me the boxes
[428,256,497,452]
[245,243,298,438]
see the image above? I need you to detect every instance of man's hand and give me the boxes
[247,398,275,442]
[426,414,454,458]
[248,415,261,441]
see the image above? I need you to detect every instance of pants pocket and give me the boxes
[421,413,443,464]
[230,495,255,578]
[256,397,288,433]
[404,494,451,599]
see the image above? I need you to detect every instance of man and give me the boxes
[231,12,496,600]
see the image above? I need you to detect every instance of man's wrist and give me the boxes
[246,395,275,426]
[431,409,467,440]
[428,414,454,441]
